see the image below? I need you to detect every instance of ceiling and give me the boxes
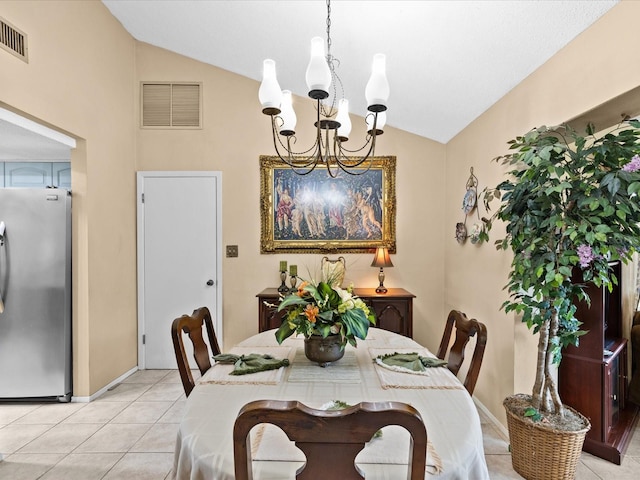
[0,115,73,162]
[0,0,620,161]
[103,0,618,144]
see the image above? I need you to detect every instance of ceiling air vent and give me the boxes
[141,82,202,129]
[0,16,28,63]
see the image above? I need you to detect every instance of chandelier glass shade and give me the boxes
[258,0,389,176]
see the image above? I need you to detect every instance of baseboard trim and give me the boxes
[473,396,509,439]
[71,366,139,403]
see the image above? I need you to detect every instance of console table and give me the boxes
[256,287,415,338]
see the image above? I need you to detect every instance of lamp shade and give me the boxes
[305,37,332,98]
[371,246,393,268]
[365,54,389,112]
[259,59,283,114]
[278,90,297,136]
[335,98,352,141]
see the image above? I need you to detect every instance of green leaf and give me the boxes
[628,182,640,195]
[524,407,542,422]
[595,232,607,242]
[274,321,296,344]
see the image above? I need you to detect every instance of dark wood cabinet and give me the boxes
[257,287,415,338]
[558,262,639,464]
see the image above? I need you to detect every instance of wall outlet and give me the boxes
[226,245,238,257]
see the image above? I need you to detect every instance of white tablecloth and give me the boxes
[172,329,489,479]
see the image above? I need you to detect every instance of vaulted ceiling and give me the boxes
[103,0,618,143]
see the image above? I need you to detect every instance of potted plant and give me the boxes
[275,279,376,366]
[481,120,640,479]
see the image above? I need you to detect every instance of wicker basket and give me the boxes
[504,395,590,480]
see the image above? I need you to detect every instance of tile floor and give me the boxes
[0,369,638,479]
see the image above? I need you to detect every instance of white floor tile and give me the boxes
[0,453,64,480]
[62,401,128,424]
[0,423,53,454]
[74,424,152,453]
[122,370,173,384]
[0,404,41,424]
[130,423,179,453]
[136,383,184,402]
[14,402,86,425]
[18,423,102,454]
[39,453,123,480]
[110,401,173,424]
[102,452,174,480]
[97,383,154,403]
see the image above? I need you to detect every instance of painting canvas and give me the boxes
[260,156,396,253]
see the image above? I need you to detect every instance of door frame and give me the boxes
[136,171,223,369]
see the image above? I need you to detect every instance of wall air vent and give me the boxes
[0,16,28,63]
[141,82,202,129]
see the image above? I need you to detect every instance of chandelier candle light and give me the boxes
[259,0,389,176]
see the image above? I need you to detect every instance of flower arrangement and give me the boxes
[274,280,376,348]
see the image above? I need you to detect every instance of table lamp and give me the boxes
[371,246,393,293]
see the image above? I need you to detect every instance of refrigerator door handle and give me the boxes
[0,220,4,312]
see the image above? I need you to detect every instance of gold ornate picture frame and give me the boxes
[260,155,396,254]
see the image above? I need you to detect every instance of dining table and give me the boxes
[172,328,490,479]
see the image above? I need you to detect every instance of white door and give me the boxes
[137,171,222,369]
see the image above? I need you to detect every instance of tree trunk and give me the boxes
[531,318,549,411]
[544,309,565,416]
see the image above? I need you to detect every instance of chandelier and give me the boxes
[258,0,389,176]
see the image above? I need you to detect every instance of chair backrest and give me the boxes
[436,310,487,395]
[171,306,221,397]
[233,400,427,480]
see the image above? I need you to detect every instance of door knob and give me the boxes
[206,279,214,286]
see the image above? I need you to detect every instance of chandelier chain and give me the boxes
[322,0,343,118]
[326,0,332,59]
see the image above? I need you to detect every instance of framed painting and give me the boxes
[260,155,396,254]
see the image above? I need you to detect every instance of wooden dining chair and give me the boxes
[171,306,221,397]
[233,399,427,480]
[436,309,487,395]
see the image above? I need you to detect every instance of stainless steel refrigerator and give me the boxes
[0,188,72,401]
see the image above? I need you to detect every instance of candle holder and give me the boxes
[289,275,298,292]
[277,270,289,293]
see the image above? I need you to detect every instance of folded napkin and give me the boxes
[199,346,293,385]
[212,353,290,375]
[375,352,447,372]
[369,348,464,390]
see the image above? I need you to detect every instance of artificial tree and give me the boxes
[482,119,640,419]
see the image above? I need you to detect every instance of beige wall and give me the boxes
[445,0,640,425]
[134,42,447,350]
[1,0,137,396]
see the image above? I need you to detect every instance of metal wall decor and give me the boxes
[456,167,484,244]
[260,155,396,253]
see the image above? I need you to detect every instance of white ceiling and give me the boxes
[0,0,620,161]
[0,117,73,162]
[103,0,618,144]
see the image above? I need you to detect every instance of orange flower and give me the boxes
[303,304,319,323]
[296,281,309,297]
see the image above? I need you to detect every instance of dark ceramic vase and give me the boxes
[304,334,345,367]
